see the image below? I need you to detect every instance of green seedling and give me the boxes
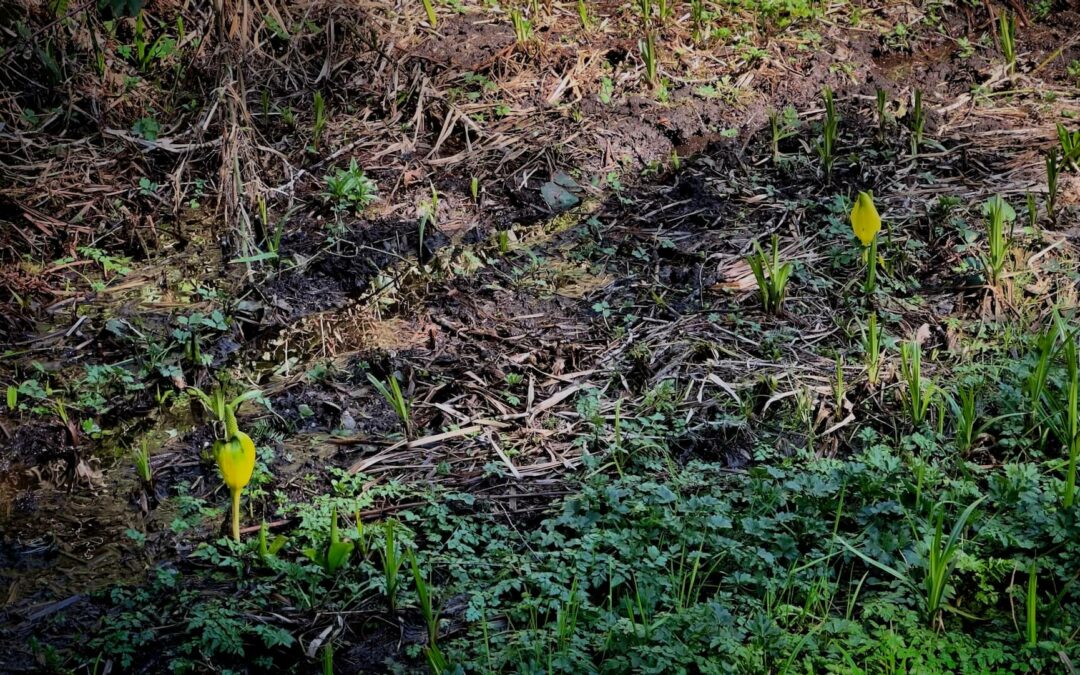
[510,8,532,45]
[1046,152,1060,218]
[843,497,985,628]
[1026,321,1059,429]
[950,385,977,453]
[323,159,379,213]
[656,0,670,22]
[637,0,652,23]
[875,87,888,142]
[132,438,152,484]
[312,91,326,151]
[910,89,924,156]
[355,510,371,559]
[861,311,882,386]
[382,520,405,611]
[422,0,438,28]
[134,11,147,70]
[470,176,480,202]
[690,0,710,42]
[611,398,625,477]
[746,234,793,315]
[640,31,658,86]
[258,522,287,562]
[576,0,590,28]
[997,10,1016,74]
[900,338,934,427]
[303,508,355,574]
[409,551,440,648]
[367,372,411,437]
[923,498,985,626]
[1026,191,1038,233]
[7,385,16,411]
[323,642,334,675]
[982,194,1014,287]
[418,184,438,260]
[816,87,838,180]
[768,106,799,165]
[1058,124,1080,169]
[1061,334,1079,509]
[833,357,846,419]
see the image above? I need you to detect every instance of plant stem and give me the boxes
[864,235,877,294]
[231,488,242,541]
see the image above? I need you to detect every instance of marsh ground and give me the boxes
[2,0,1080,672]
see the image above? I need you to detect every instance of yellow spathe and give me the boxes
[215,431,256,492]
[850,191,881,247]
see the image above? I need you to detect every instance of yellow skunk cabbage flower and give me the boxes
[214,405,256,541]
[850,191,881,247]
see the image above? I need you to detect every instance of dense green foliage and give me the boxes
[75,330,1080,672]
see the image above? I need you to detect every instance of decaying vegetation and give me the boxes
[3,0,1080,672]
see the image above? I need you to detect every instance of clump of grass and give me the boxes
[997,10,1016,74]
[368,372,411,438]
[132,439,152,484]
[899,337,934,427]
[1046,152,1060,219]
[640,30,659,87]
[950,385,977,453]
[922,498,985,627]
[746,234,793,315]
[1026,321,1059,429]
[690,0,711,42]
[981,194,1014,287]
[510,8,532,45]
[1058,123,1080,169]
[843,497,986,628]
